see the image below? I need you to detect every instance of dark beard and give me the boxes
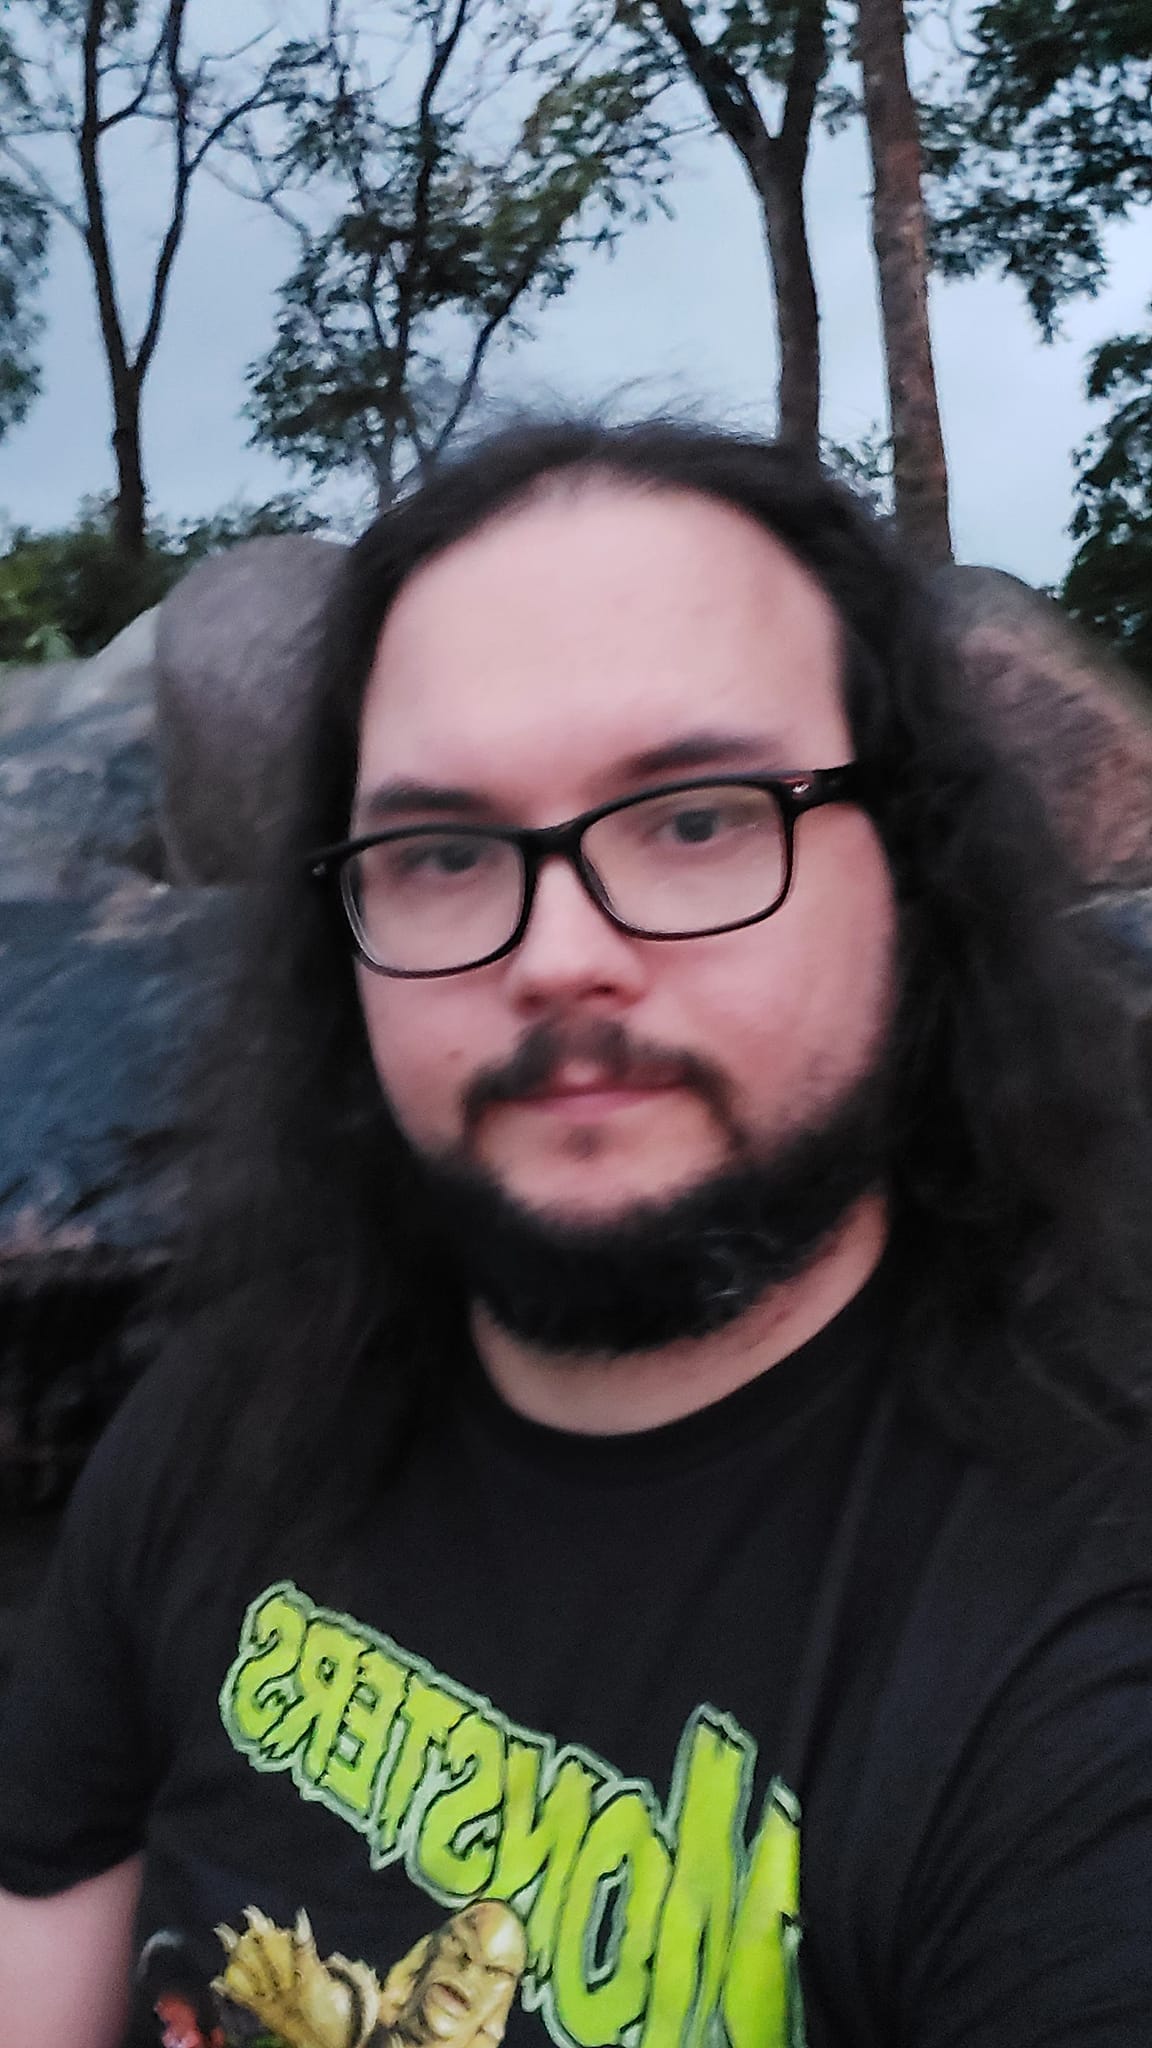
[412,1062,893,1356]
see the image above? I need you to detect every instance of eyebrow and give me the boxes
[356,779,498,824]
[615,729,795,779]
[354,730,794,827]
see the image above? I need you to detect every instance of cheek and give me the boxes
[356,969,490,1143]
[690,827,897,1102]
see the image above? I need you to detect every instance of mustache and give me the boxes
[462,1017,741,1143]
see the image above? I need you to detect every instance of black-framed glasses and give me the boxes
[309,765,870,978]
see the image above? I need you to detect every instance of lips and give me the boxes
[513,1083,683,1115]
[513,1058,687,1105]
[463,1020,726,1140]
[428,1981,472,2018]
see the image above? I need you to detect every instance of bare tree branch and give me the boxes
[431,244,546,454]
[388,0,475,412]
[639,0,826,453]
[2,0,316,551]
[132,0,193,388]
[208,139,310,237]
[97,15,167,133]
[79,0,130,393]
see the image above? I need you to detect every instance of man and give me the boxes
[1,419,1151,2048]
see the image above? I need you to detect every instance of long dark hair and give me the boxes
[165,417,1152,1538]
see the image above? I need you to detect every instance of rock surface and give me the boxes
[0,605,159,738]
[937,566,1152,887]
[0,606,163,901]
[0,887,235,1268]
[0,887,237,1527]
[0,701,160,898]
[0,658,77,738]
[155,536,347,884]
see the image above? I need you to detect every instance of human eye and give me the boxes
[666,802,729,844]
[641,787,767,849]
[381,833,496,884]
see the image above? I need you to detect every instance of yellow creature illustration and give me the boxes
[214,1899,528,2048]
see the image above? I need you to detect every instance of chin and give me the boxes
[500,1160,705,1225]
[480,1127,725,1221]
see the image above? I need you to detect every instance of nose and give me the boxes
[501,851,648,1011]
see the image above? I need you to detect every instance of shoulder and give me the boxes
[811,1407,1152,1885]
[869,1390,1152,1644]
[80,1319,233,1485]
[944,1434,1152,1627]
[879,1422,1152,1733]
[804,1422,1152,2039]
[46,1319,245,1612]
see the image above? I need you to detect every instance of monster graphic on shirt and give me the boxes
[220,1897,526,2048]
[146,1580,807,2048]
[144,1899,526,2048]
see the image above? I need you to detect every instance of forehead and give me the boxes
[457,1904,525,1967]
[357,483,851,814]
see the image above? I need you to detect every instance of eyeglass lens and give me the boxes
[344,782,789,973]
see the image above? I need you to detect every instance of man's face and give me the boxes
[354,482,896,1254]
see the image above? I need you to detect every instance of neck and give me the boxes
[472,1191,888,1435]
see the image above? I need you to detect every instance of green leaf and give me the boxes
[244,0,676,493]
[1061,304,1152,684]
[922,0,1150,327]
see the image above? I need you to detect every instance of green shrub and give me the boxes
[0,494,324,664]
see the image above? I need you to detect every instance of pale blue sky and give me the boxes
[1,67,1146,586]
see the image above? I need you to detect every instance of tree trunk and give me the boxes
[81,0,149,559]
[111,390,147,557]
[762,0,826,454]
[857,0,952,564]
[750,160,819,454]
[650,0,826,461]
[372,419,400,513]
[109,411,145,557]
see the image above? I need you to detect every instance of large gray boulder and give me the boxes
[0,885,239,1532]
[155,536,348,884]
[0,887,236,1269]
[0,605,158,738]
[0,701,159,899]
[937,567,1152,888]
[0,867,243,1557]
[0,658,77,739]
[0,607,162,901]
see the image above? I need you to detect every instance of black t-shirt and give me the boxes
[2,1268,1152,2048]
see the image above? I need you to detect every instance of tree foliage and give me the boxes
[822,421,893,516]
[0,173,49,440]
[1062,316,1152,683]
[243,0,675,503]
[0,27,50,439]
[0,494,324,663]
[0,1,306,552]
[924,0,1152,336]
[921,0,1151,666]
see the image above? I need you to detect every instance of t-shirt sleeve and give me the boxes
[0,1372,170,1896]
[898,1588,1152,2047]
